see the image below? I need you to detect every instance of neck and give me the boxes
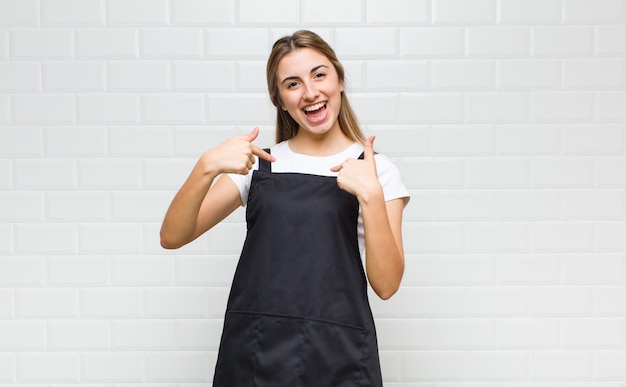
[288,130,353,156]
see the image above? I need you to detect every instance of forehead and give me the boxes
[276,47,333,76]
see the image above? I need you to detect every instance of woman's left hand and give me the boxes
[331,136,382,201]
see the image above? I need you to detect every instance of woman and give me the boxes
[161,30,409,386]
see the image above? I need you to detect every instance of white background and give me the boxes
[1,0,626,385]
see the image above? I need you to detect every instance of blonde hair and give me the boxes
[266,30,365,144]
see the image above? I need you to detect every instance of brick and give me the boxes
[0,289,15,318]
[467,351,529,380]
[78,94,140,124]
[467,222,530,252]
[366,60,429,90]
[563,59,625,89]
[176,255,237,286]
[498,254,560,284]
[497,59,560,90]
[0,94,8,123]
[143,94,206,124]
[596,157,626,187]
[563,124,624,154]
[17,353,79,382]
[532,222,594,252]
[112,320,175,349]
[596,221,626,251]
[497,318,560,348]
[46,191,108,222]
[79,224,142,253]
[206,28,269,58]
[0,0,39,25]
[597,25,626,56]
[143,158,195,189]
[43,61,105,91]
[467,27,530,57]
[402,286,465,316]
[376,319,431,349]
[172,0,235,25]
[112,191,172,221]
[466,92,529,123]
[76,28,138,58]
[431,190,494,220]
[466,287,529,316]
[0,192,43,221]
[0,29,7,59]
[532,26,594,57]
[400,27,464,57]
[145,352,211,382]
[367,0,428,24]
[78,159,141,189]
[531,287,593,316]
[350,94,398,123]
[564,253,624,284]
[398,157,464,188]
[11,29,73,59]
[564,0,625,23]
[81,352,144,381]
[111,255,173,286]
[14,158,76,190]
[80,288,142,317]
[432,60,494,90]
[335,28,397,57]
[208,94,270,124]
[42,0,104,25]
[0,62,41,91]
[141,28,203,58]
[561,189,625,220]
[13,94,75,124]
[497,190,560,220]
[562,318,625,348]
[47,255,109,286]
[144,288,208,318]
[0,321,45,350]
[303,0,362,24]
[367,125,429,157]
[44,126,107,156]
[0,256,45,286]
[48,320,110,350]
[595,286,626,316]
[0,224,12,254]
[15,224,77,254]
[531,157,594,187]
[403,351,464,380]
[403,222,465,253]
[238,60,268,91]
[400,93,464,123]
[433,254,496,284]
[109,126,171,156]
[466,157,529,188]
[239,0,298,24]
[173,61,235,91]
[108,0,168,25]
[433,0,494,24]
[401,191,430,221]
[595,350,626,379]
[597,91,626,122]
[499,0,561,23]
[176,319,223,350]
[107,61,169,91]
[432,319,494,348]
[16,289,78,318]
[0,353,14,381]
[530,350,593,380]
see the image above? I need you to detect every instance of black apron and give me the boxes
[213,151,382,386]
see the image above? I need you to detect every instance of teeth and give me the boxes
[304,102,325,112]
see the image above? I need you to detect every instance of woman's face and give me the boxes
[275,47,344,138]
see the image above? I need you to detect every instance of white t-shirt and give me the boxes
[227,141,410,255]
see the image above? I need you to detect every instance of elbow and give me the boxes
[375,285,399,301]
[159,229,183,250]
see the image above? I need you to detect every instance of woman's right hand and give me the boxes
[201,127,275,176]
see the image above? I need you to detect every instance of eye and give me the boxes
[314,72,326,79]
[287,81,299,89]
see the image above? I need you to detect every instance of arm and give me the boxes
[160,127,274,249]
[332,136,405,299]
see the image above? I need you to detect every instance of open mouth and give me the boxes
[303,102,326,116]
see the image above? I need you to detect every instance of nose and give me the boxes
[303,82,319,102]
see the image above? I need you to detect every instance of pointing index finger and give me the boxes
[252,144,276,162]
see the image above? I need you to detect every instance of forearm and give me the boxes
[360,190,405,300]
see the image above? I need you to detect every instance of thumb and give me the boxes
[245,127,260,143]
[364,135,375,161]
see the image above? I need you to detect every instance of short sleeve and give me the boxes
[374,154,410,207]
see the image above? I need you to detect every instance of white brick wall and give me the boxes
[0,0,625,385]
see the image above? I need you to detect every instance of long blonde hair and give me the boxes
[266,30,365,144]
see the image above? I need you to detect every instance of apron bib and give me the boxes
[213,151,382,387]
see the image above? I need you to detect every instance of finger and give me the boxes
[329,163,342,172]
[245,127,260,142]
[252,144,276,162]
[364,135,375,161]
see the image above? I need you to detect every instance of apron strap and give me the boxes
[259,148,272,172]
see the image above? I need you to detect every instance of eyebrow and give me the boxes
[280,64,330,84]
